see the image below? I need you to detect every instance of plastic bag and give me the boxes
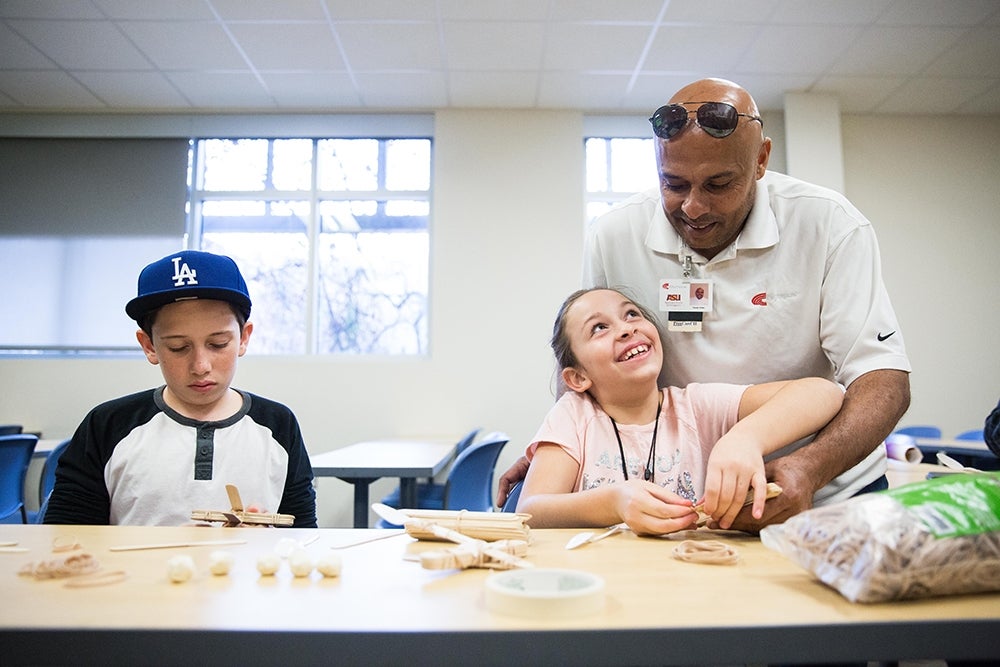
[760,472,1000,603]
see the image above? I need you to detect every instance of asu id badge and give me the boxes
[660,279,713,332]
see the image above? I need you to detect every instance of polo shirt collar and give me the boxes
[645,177,779,263]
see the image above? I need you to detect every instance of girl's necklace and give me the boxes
[609,392,663,482]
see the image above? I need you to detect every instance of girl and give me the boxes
[517,288,843,535]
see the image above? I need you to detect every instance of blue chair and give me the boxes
[378,431,510,528]
[893,425,942,439]
[379,428,480,509]
[955,429,985,441]
[501,480,522,513]
[28,438,70,524]
[0,425,23,436]
[0,434,39,524]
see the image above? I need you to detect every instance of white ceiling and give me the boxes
[1,0,999,116]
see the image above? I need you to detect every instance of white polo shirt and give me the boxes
[583,170,911,504]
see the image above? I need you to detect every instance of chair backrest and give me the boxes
[38,438,71,507]
[453,428,481,456]
[442,431,509,512]
[0,434,39,522]
[0,424,23,436]
[501,480,522,514]
[955,429,985,441]
[894,425,942,439]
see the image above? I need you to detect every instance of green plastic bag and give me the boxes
[760,472,1000,603]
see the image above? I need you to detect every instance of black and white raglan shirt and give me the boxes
[44,387,317,527]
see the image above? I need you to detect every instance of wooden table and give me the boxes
[1,524,997,666]
[310,439,457,528]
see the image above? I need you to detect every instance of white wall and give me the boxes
[2,109,998,525]
[841,114,1000,436]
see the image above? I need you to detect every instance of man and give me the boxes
[500,78,910,531]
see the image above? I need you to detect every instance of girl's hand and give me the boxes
[615,480,699,536]
[701,436,768,529]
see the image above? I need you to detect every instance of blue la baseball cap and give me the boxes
[125,250,252,322]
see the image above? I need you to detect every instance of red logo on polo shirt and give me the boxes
[751,292,767,306]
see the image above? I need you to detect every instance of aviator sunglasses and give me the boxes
[649,101,762,139]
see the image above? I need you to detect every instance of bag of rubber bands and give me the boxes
[760,472,1000,603]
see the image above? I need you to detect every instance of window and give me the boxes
[584,137,658,223]
[189,137,431,356]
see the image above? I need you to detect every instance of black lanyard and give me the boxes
[609,393,663,482]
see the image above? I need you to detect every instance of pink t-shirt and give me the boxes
[526,384,747,503]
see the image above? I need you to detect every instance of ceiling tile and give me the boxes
[810,75,908,113]
[354,71,448,108]
[8,19,151,69]
[0,22,55,69]
[335,22,442,70]
[164,71,275,108]
[543,23,651,71]
[210,0,328,21]
[73,71,192,108]
[0,2,997,116]
[119,21,248,70]
[547,0,664,23]
[448,70,538,108]
[741,25,863,75]
[645,24,766,74]
[874,76,998,114]
[956,81,1000,114]
[877,0,999,26]
[0,70,105,107]
[767,0,894,25]
[0,0,103,20]
[923,25,1000,76]
[442,21,545,71]
[538,71,635,110]
[92,0,215,21]
[829,26,966,76]
[437,0,549,22]
[228,23,345,70]
[261,72,364,108]
[722,74,819,111]
[660,0,783,24]
[324,0,438,22]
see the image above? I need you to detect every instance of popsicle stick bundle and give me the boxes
[390,508,532,543]
[190,484,295,527]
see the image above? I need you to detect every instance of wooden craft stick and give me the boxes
[226,484,244,512]
[108,539,247,552]
[694,482,783,526]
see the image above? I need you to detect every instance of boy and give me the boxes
[44,250,317,527]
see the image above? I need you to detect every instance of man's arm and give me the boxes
[725,368,910,532]
[496,455,530,508]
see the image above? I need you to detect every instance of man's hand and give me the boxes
[721,369,909,533]
[496,456,529,508]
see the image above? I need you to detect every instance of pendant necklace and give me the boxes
[609,392,663,482]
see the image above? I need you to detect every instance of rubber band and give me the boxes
[64,570,128,588]
[19,552,101,579]
[52,535,81,552]
[672,539,740,565]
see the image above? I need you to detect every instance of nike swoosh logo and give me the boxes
[877,331,896,342]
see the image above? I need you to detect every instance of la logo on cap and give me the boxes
[171,256,199,287]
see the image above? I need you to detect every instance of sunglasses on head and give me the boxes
[648,101,762,139]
